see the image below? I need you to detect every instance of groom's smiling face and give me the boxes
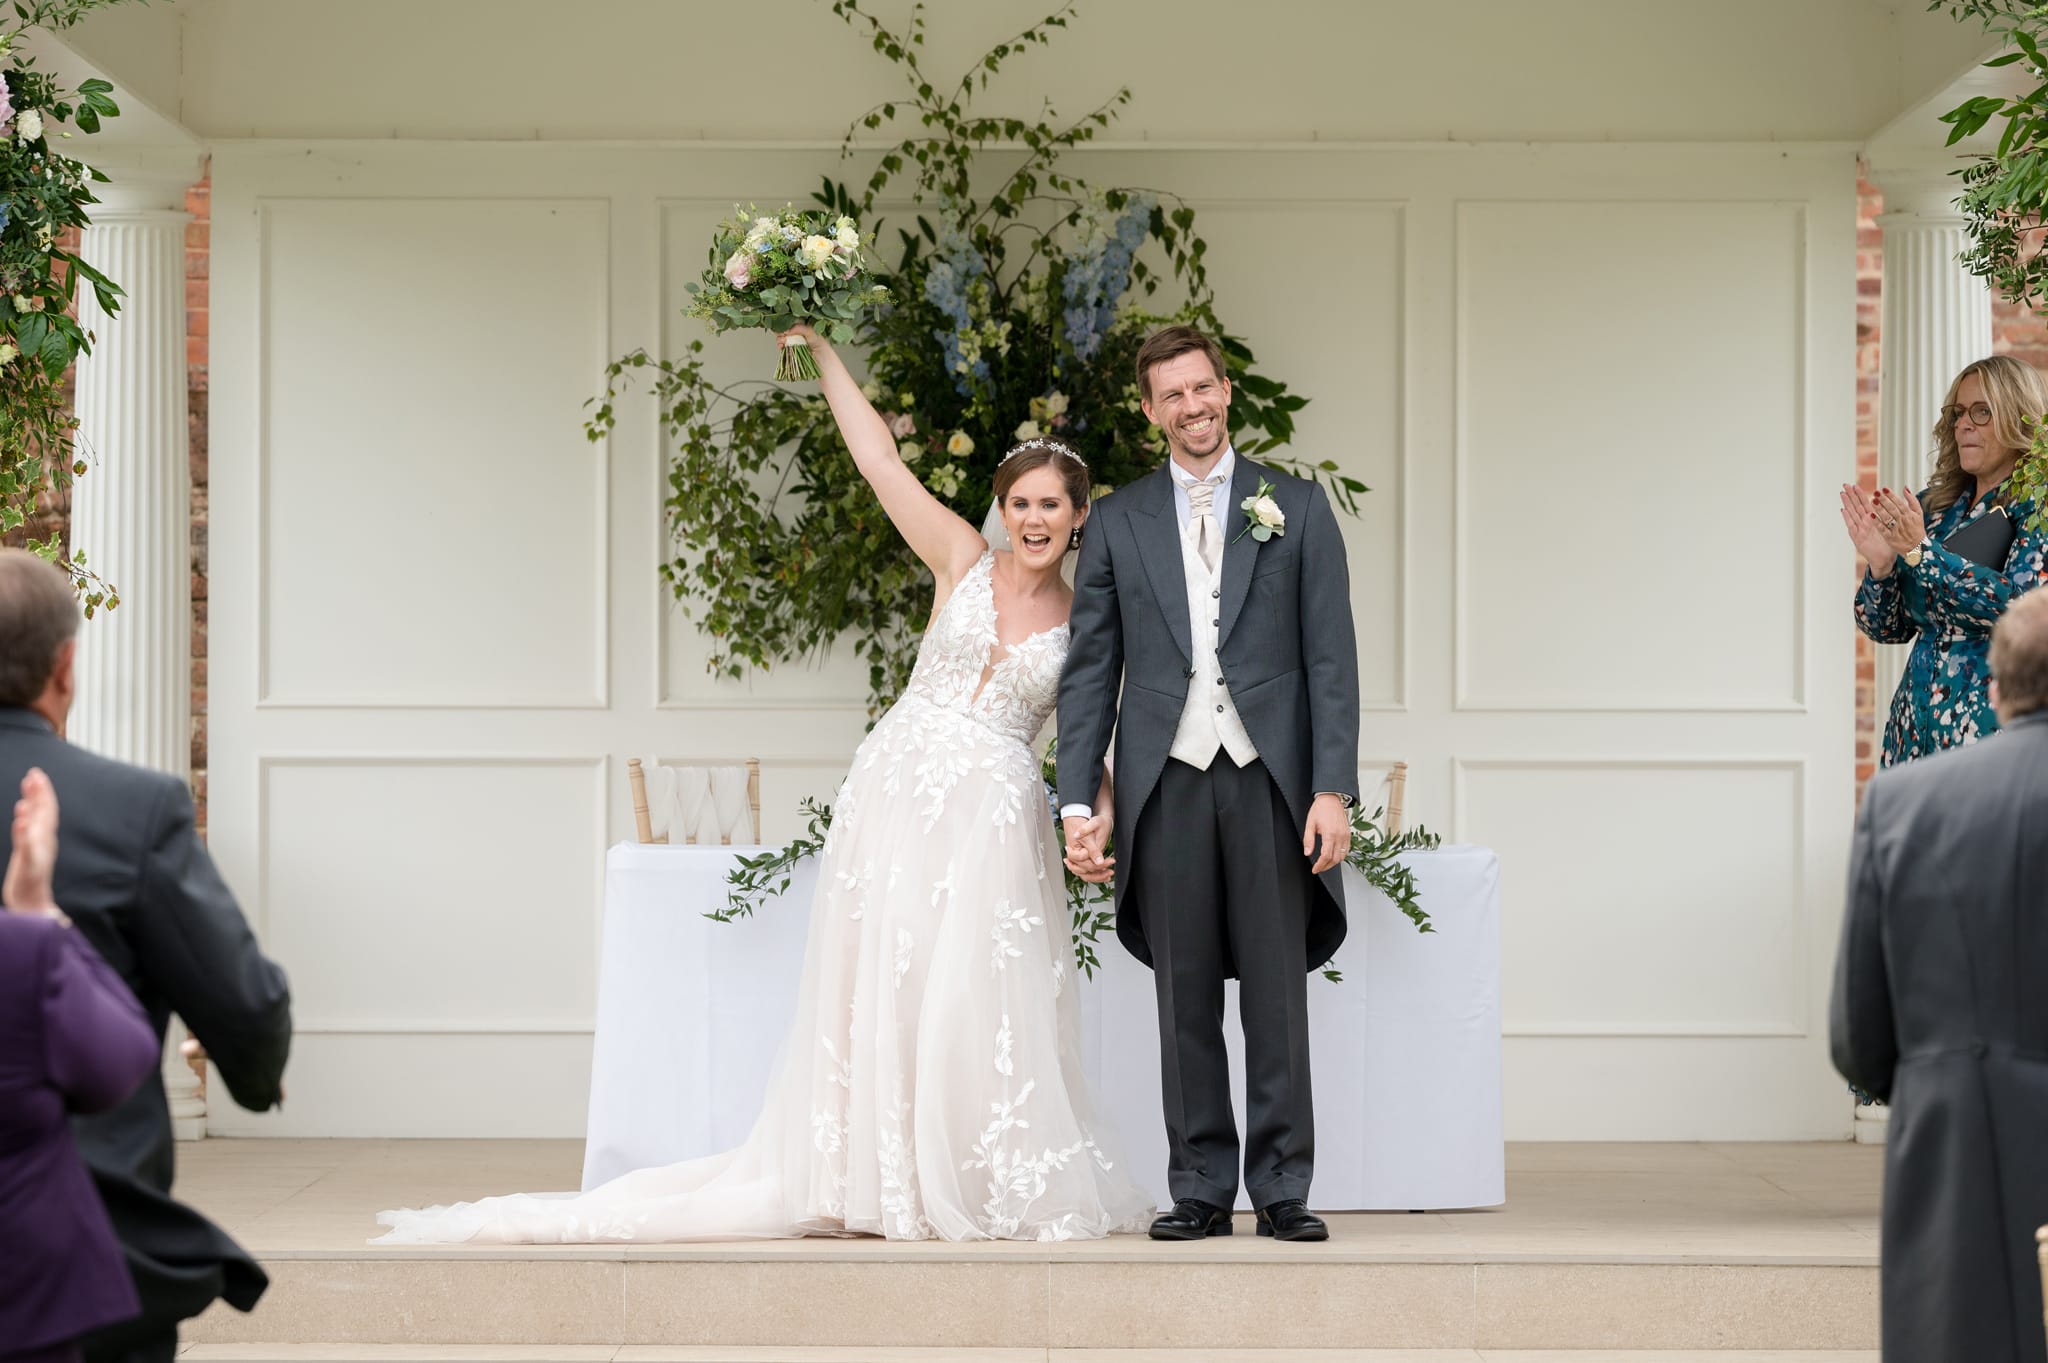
[1142,350,1233,469]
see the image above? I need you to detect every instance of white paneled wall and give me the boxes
[205,140,1855,1138]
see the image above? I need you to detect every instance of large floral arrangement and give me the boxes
[585,0,1366,715]
[0,0,141,613]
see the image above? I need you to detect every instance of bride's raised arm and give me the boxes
[787,323,987,592]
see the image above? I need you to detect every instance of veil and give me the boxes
[979,498,1012,552]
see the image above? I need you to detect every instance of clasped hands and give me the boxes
[1838,483,1929,577]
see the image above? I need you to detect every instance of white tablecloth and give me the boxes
[583,841,1502,1211]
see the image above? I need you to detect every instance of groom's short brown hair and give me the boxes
[1135,325,1228,403]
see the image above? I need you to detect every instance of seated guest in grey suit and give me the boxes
[1833,583,2048,1363]
[0,549,294,1363]
[1,767,161,1363]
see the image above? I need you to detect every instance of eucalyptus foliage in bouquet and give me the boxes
[684,204,890,381]
[585,0,1367,717]
[0,0,141,612]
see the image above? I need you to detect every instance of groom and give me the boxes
[1057,325,1360,1242]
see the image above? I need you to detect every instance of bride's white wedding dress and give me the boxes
[374,550,1154,1243]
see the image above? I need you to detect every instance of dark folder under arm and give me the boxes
[1943,506,2018,571]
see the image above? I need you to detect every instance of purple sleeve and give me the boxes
[42,923,161,1114]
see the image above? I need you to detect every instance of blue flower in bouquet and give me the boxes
[1062,192,1153,362]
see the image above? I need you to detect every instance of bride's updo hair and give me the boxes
[993,436,1091,510]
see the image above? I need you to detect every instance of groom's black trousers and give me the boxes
[1132,755,1315,1210]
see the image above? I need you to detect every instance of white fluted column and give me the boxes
[1870,166,1995,710]
[68,148,206,1139]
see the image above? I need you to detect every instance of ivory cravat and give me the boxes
[1185,478,1222,574]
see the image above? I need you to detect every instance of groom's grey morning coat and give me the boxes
[1056,455,1360,972]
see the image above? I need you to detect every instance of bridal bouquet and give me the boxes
[683,204,889,380]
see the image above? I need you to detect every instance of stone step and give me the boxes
[186,1253,1878,1352]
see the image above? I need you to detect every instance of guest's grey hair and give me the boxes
[1992,585,2048,719]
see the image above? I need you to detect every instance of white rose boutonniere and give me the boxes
[1236,478,1285,543]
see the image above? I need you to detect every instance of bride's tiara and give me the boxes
[999,436,1088,470]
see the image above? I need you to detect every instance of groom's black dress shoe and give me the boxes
[1255,1199,1328,1241]
[1149,1198,1233,1240]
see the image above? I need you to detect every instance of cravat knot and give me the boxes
[1186,477,1223,574]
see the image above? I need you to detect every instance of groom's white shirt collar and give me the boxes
[1167,445,1235,531]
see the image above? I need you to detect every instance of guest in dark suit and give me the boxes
[2,767,161,1363]
[1832,582,2048,1363]
[0,549,294,1363]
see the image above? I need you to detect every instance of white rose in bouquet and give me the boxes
[799,235,838,272]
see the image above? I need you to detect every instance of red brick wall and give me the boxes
[187,171,208,834]
[1855,177,1881,799]
[1854,169,2048,804]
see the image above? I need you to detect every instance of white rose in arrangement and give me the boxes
[889,412,916,439]
[898,440,925,463]
[17,109,42,142]
[929,461,963,497]
[1014,419,1042,441]
[722,250,753,290]
[861,381,882,401]
[946,430,974,457]
[1043,391,1069,420]
[799,235,837,271]
[834,222,860,250]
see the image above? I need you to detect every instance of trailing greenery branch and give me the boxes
[1319,805,1442,983]
[715,778,1119,977]
[717,797,834,923]
[720,749,1438,987]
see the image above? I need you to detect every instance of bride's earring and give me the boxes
[1069,524,1084,551]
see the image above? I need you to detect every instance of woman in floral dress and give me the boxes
[1843,355,2048,767]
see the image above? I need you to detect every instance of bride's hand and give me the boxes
[1062,813,1115,884]
[778,322,828,353]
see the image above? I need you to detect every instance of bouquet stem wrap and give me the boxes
[776,332,821,382]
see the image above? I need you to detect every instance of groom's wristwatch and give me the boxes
[1319,791,1355,808]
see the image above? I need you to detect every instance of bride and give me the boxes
[375,326,1154,1243]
